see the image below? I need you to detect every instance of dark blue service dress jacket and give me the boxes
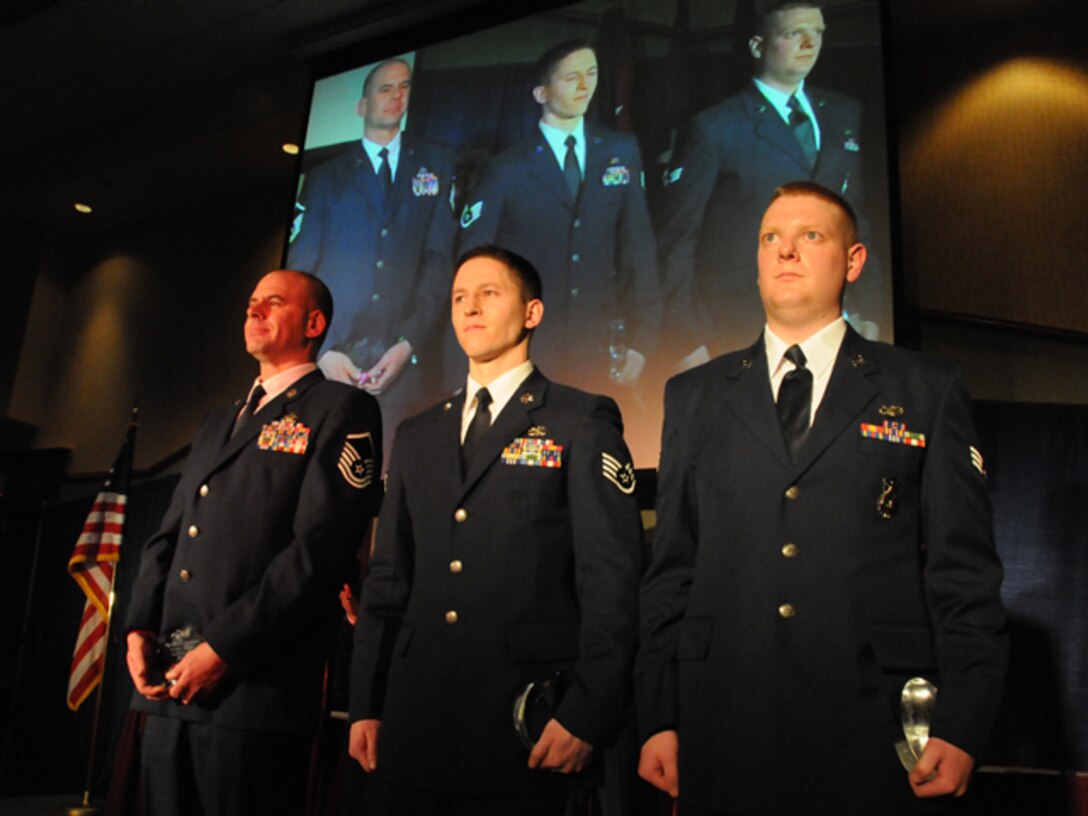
[351,369,645,795]
[637,328,1007,815]
[459,127,660,390]
[659,83,864,353]
[289,138,458,368]
[126,370,383,735]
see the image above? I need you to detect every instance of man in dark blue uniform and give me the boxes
[124,270,382,816]
[659,2,866,361]
[637,183,1007,815]
[458,41,659,396]
[349,246,644,815]
[289,57,458,446]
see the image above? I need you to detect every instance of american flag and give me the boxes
[66,419,136,711]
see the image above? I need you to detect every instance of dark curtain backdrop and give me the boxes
[974,401,1088,771]
[0,474,178,797]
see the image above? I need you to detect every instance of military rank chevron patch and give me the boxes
[601,452,636,495]
[339,432,376,489]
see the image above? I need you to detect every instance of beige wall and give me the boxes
[900,58,1088,336]
[10,193,291,473]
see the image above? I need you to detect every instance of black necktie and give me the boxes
[377,147,393,200]
[787,95,818,171]
[461,388,492,470]
[247,384,267,414]
[563,135,581,203]
[231,384,266,438]
[776,345,812,462]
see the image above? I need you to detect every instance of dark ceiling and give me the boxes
[0,0,1067,236]
[0,0,482,234]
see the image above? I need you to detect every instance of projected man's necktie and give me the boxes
[377,147,393,201]
[563,135,581,203]
[787,95,818,171]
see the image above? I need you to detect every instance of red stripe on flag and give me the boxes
[67,604,108,710]
[67,485,127,711]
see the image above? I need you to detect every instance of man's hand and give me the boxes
[909,737,974,798]
[349,719,381,772]
[317,350,361,385]
[125,630,170,700]
[165,642,228,705]
[612,349,647,386]
[362,340,413,395]
[527,719,593,774]
[638,729,680,798]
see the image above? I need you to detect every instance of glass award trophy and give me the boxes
[894,676,938,772]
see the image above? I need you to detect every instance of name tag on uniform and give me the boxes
[258,414,310,454]
[501,437,563,468]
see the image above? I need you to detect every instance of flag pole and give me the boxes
[68,612,111,815]
[68,404,139,816]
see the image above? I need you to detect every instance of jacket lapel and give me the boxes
[721,340,794,471]
[387,139,414,215]
[793,328,880,475]
[459,369,547,497]
[346,144,386,219]
[743,84,810,175]
[206,370,325,476]
[528,136,575,213]
[440,391,466,471]
[578,130,610,213]
[808,92,844,176]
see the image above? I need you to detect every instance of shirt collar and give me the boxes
[764,317,846,381]
[538,118,587,171]
[249,362,318,406]
[463,360,534,424]
[361,131,402,172]
[753,77,812,122]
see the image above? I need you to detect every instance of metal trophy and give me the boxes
[894,676,938,772]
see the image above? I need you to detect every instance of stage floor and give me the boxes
[0,794,82,816]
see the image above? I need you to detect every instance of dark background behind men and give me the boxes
[2,0,1087,809]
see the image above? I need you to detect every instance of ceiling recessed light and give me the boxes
[74,202,93,214]
[282,143,300,155]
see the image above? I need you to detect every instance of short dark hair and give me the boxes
[754,2,823,40]
[455,244,543,304]
[286,269,334,352]
[533,39,596,89]
[769,180,859,244]
[361,57,411,98]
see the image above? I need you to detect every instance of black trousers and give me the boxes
[140,713,311,816]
